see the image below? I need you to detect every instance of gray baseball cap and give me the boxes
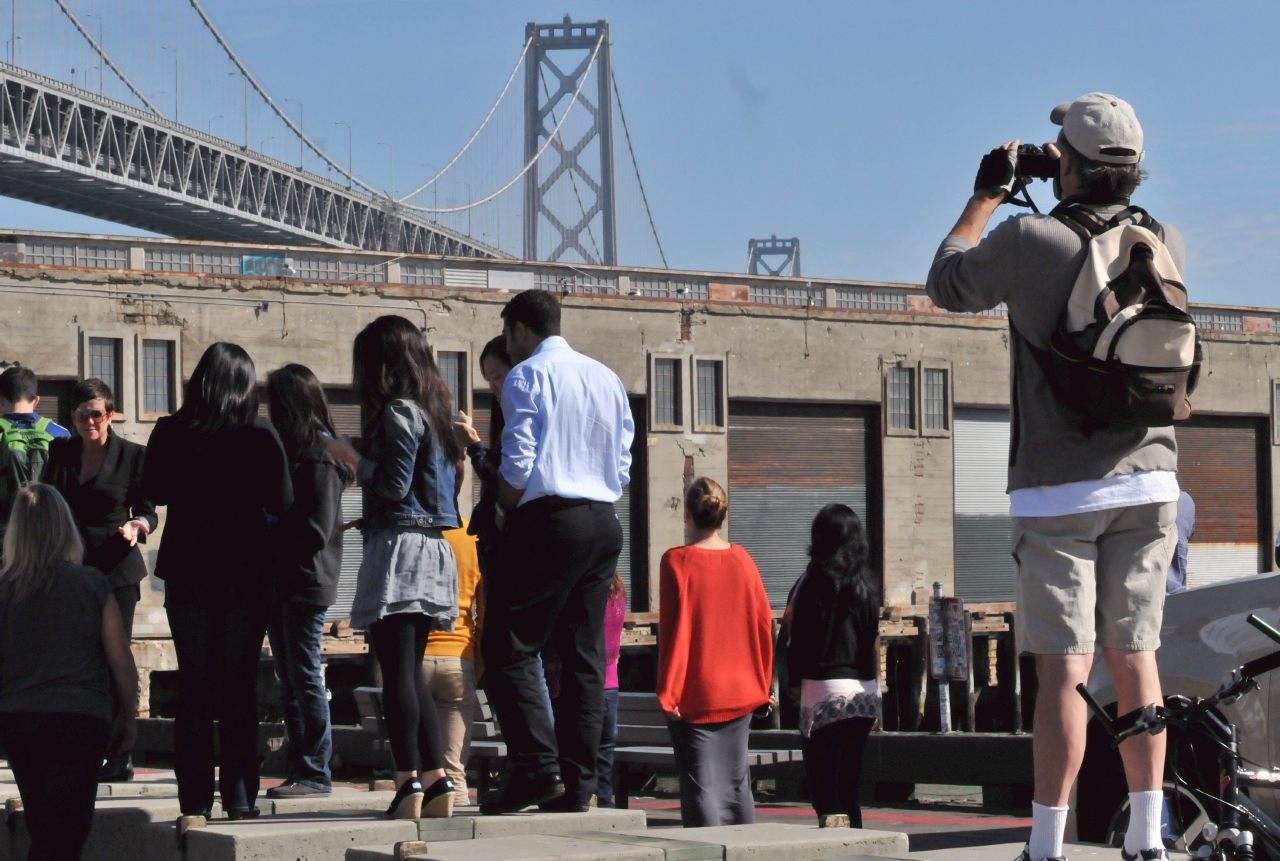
[1050,93,1144,164]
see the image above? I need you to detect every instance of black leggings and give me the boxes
[369,613,445,774]
[802,716,875,823]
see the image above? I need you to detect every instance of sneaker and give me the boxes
[266,781,331,799]
[1014,846,1066,861]
[1122,849,1170,861]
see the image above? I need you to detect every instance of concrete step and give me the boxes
[349,823,908,861]
[0,795,644,861]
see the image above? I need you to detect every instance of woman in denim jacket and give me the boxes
[326,315,462,819]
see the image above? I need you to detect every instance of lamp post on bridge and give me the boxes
[334,122,352,190]
[208,115,223,136]
[420,164,438,222]
[6,36,19,66]
[284,98,303,168]
[259,136,273,154]
[162,46,178,121]
[456,181,472,238]
[84,13,103,95]
[229,71,247,148]
[377,142,394,199]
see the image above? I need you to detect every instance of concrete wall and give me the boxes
[3,255,1280,625]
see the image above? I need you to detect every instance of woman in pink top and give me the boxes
[595,572,626,807]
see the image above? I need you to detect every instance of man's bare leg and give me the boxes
[1027,653,1093,860]
[1105,648,1166,857]
[1033,653,1094,806]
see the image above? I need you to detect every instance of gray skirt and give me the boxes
[351,527,459,631]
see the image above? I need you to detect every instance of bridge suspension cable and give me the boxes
[186,0,378,196]
[398,36,532,204]
[612,68,668,269]
[399,34,603,215]
[54,0,163,115]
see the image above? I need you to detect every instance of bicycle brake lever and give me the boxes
[1076,684,1116,736]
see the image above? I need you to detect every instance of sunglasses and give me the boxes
[74,408,109,421]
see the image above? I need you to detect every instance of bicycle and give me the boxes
[1078,614,1280,861]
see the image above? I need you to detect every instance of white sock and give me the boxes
[1124,790,1164,855]
[1029,801,1069,861]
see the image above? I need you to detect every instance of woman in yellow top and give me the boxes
[426,522,484,809]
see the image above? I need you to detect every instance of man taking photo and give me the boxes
[926,93,1184,861]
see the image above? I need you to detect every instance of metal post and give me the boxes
[596,27,616,265]
[334,122,352,189]
[522,21,538,260]
[930,583,952,733]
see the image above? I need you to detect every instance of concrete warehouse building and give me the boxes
[1,229,1277,642]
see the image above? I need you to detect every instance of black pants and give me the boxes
[101,583,141,778]
[482,498,622,803]
[368,613,446,774]
[802,717,875,824]
[0,712,110,861]
[166,601,270,815]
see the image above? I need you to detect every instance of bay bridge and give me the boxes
[0,2,667,267]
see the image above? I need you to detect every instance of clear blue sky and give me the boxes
[4,1,1279,309]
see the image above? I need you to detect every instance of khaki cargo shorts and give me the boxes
[1012,501,1178,655]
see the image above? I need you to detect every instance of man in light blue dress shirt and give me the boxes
[480,290,635,815]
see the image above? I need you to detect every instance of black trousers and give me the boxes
[481,498,623,803]
[166,601,270,815]
[0,712,110,861]
[802,717,875,823]
[101,583,141,778]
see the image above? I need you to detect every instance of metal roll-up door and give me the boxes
[728,402,872,607]
[1177,418,1266,588]
[953,409,1015,602]
[327,391,364,622]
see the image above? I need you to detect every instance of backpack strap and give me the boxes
[1052,201,1166,244]
[32,417,51,434]
[0,417,11,435]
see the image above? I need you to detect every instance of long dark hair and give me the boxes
[352,315,462,462]
[807,503,880,613]
[176,342,258,433]
[267,364,353,484]
[479,335,512,467]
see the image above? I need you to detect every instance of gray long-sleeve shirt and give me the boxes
[926,205,1185,492]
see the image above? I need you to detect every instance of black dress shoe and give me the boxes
[538,794,591,813]
[224,807,260,821]
[480,772,564,815]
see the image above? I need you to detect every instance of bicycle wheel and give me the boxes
[1105,780,1213,852]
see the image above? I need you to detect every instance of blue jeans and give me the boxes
[267,602,333,789]
[595,687,620,806]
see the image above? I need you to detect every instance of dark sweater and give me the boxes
[0,563,112,722]
[142,415,293,607]
[274,439,346,607]
[786,570,878,683]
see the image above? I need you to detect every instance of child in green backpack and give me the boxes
[0,367,71,529]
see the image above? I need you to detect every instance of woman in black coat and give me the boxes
[263,364,351,799]
[142,343,293,820]
[43,377,158,782]
[783,503,882,829]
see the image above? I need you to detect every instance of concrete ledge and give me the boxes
[348,833,664,861]
[472,808,647,839]
[619,824,909,861]
[347,824,908,861]
[186,813,419,861]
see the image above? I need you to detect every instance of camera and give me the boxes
[1016,144,1059,180]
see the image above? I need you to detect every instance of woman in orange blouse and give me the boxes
[657,477,774,827]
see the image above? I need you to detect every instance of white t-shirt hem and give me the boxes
[1009,470,1180,519]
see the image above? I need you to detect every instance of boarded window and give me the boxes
[141,340,175,414]
[888,366,915,430]
[87,337,122,397]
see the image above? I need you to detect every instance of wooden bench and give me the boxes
[612,692,802,809]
